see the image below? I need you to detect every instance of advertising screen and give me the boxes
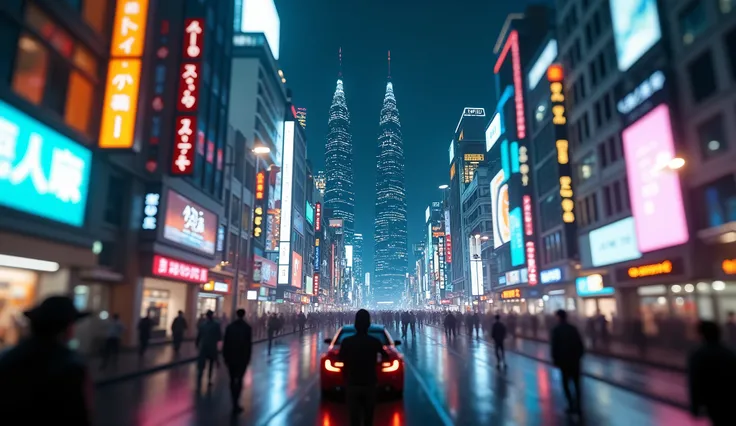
[491,170,510,248]
[485,113,503,152]
[291,251,303,288]
[589,217,642,267]
[306,202,314,225]
[278,121,296,282]
[240,0,280,59]
[163,190,218,255]
[0,99,92,227]
[528,39,557,91]
[576,274,614,297]
[509,207,525,266]
[253,255,277,288]
[622,105,689,253]
[611,0,661,72]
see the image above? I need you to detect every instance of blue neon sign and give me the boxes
[0,100,91,227]
[509,207,525,266]
[576,275,615,297]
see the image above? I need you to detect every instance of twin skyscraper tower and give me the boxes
[323,49,408,306]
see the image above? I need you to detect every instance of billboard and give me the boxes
[0,99,92,227]
[240,0,280,59]
[152,254,208,283]
[291,251,302,288]
[306,202,314,225]
[490,169,510,248]
[485,113,503,152]
[589,217,642,267]
[576,274,614,297]
[611,0,661,72]
[253,255,277,288]
[346,245,353,268]
[622,105,689,253]
[509,207,525,266]
[163,190,218,255]
[528,39,557,91]
[278,121,296,284]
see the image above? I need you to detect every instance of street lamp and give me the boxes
[438,184,449,190]
[230,145,271,319]
[668,157,685,170]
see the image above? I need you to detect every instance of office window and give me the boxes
[598,142,609,169]
[603,92,613,122]
[702,174,736,228]
[12,34,49,104]
[612,181,623,213]
[603,186,612,217]
[688,51,717,102]
[230,197,240,226]
[594,100,603,127]
[64,71,94,134]
[590,193,599,223]
[608,137,619,163]
[698,113,728,159]
[680,1,709,45]
[537,159,559,197]
[540,194,562,232]
[104,175,126,226]
[578,152,597,184]
[81,0,109,33]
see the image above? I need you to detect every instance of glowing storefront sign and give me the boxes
[576,274,614,297]
[522,195,538,285]
[509,207,525,267]
[627,260,673,278]
[463,107,486,117]
[485,113,503,152]
[494,30,526,139]
[449,141,455,164]
[523,195,533,236]
[306,202,314,225]
[291,251,303,288]
[163,190,218,255]
[540,268,563,284]
[622,105,689,253]
[464,153,484,162]
[0,101,92,227]
[501,288,521,300]
[183,19,204,60]
[253,255,277,288]
[589,217,642,267]
[528,39,558,91]
[315,202,321,231]
[314,239,321,272]
[142,193,160,230]
[171,116,196,175]
[723,259,736,275]
[313,273,320,296]
[255,171,266,200]
[99,0,149,149]
[491,169,510,248]
[469,236,484,296]
[252,206,264,237]
[152,254,208,283]
[548,64,575,224]
[278,122,296,284]
[611,0,662,72]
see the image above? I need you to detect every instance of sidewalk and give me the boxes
[91,328,307,387]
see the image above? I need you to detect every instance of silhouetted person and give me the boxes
[444,312,456,338]
[550,309,584,414]
[171,310,188,355]
[298,312,307,334]
[725,312,736,349]
[688,321,736,426]
[491,314,507,369]
[473,312,481,338]
[196,310,222,390]
[339,309,388,426]
[223,309,252,414]
[409,311,416,337]
[101,313,124,370]
[0,296,92,425]
[137,312,153,358]
[267,313,279,354]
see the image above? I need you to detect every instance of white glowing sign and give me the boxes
[277,121,295,284]
[449,141,455,165]
[617,70,666,115]
[527,39,558,91]
[142,193,160,230]
[485,113,503,152]
[240,0,281,60]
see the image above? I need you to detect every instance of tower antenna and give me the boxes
[338,47,343,78]
[388,50,391,79]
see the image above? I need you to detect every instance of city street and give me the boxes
[93,325,707,426]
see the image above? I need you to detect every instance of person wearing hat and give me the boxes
[0,295,92,425]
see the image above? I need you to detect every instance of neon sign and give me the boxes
[522,195,538,285]
[494,30,526,139]
[501,288,521,300]
[549,64,575,224]
[255,170,266,200]
[627,260,673,278]
[315,202,322,231]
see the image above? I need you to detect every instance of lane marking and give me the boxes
[402,356,455,426]
[255,375,319,426]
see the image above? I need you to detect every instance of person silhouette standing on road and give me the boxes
[196,310,222,390]
[267,313,279,355]
[339,309,388,426]
[137,312,153,359]
[171,310,188,356]
[491,314,507,369]
[223,309,253,415]
[550,309,585,415]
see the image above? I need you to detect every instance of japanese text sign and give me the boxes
[110,0,150,58]
[183,19,204,59]
[162,190,217,255]
[170,116,197,175]
[177,63,200,112]
[0,100,91,227]
[152,254,208,284]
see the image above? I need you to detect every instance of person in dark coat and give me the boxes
[688,320,736,426]
[472,312,481,338]
[196,310,222,389]
[491,314,507,369]
[550,309,585,414]
[338,309,388,426]
[267,313,279,355]
[137,312,153,358]
[298,312,307,334]
[0,296,92,425]
[223,309,253,414]
[444,312,456,338]
[171,310,188,355]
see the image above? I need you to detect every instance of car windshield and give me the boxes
[334,329,389,345]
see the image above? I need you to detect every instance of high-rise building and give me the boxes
[373,54,409,306]
[354,233,364,286]
[324,49,355,243]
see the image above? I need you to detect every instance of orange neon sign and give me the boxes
[723,259,736,275]
[501,288,521,299]
[547,64,564,83]
[628,260,673,279]
[100,0,149,149]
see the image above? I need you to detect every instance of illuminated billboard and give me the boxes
[278,121,296,284]
[509,207,525,266]
[485,113,503,152]
[490,170,510,248]
[528,39,557,91]
[622,104,689,253]
[163,190,218,255]
[611,0,661,72]
[589,217,642,267]
[240,0,281,60]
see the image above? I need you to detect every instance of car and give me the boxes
[320,324,404,399]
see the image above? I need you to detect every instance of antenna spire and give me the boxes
[388,50,391,79]
[338,47,343,78]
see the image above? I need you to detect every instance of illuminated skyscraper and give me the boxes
[296,107,307,129]
[373,52,408,305]
[354,233,364,285]
[324,48,355,243]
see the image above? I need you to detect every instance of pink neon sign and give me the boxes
[622,104,689,253]
[494,30,526,139]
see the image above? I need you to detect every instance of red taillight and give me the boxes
[381,360,400,373]
[324,359,343,372]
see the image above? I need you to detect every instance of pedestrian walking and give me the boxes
[473,312,481,338]
[101,313,124,370]
[0,296,92,425]
[339,309,388,426]
[491,314,507,369]
[688,320,736,426]
[223,309,253,414]
[196,310,222,390]
[550,309,585,415]
[137,312,153,359]
[298,311,307,334]
[267,313,279,355]
[410,311,416,338]
[171,310,188,355]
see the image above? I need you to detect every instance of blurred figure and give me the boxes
[100,313,124,370]
[196,310,222,390]
[551,309,585,415]
[444,311,456,338]
[632,314,647,356]
[339,309,388,426]
[137,312,153,358]
[491,314,507,369]
[725,312,736,349]
[410,311,416,337]
[223,309,252,414]
[473,311,481,338]
[688,321,736,426]
[0,296,92,425]
[298,311,307,334]
[267,313,279,355]
[171,310,188,355]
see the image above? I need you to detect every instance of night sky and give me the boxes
[275,0,552,274]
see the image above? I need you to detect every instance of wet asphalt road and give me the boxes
[93,325,708,426]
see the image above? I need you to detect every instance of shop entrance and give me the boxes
[0,267,36,348]
[197,293,224,317]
